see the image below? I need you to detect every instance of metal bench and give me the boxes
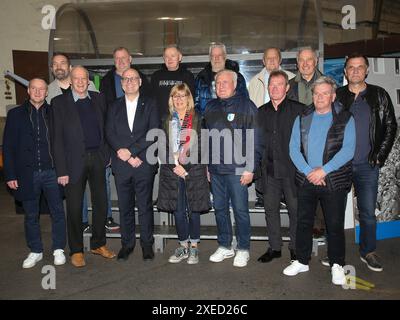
[83,224,321,255]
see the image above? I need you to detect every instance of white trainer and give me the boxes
[283,260,309,276]
[53,249,66,266]
[209,247,235,263]
[22,252,43,269]
[331,264,346,285]
[233,250,249,267]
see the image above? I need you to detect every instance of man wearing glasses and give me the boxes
[106,68,160,261]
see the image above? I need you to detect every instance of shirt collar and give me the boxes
[72,89,91,102]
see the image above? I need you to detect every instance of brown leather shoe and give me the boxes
[91,246,116,259]
[71,253,86,267]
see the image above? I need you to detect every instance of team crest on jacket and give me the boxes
[227,113,235,121]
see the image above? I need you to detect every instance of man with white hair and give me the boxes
[195,43,248,115]
[203,69,263,268]
[288,47,323,106]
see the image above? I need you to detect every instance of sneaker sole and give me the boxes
[320,259,330,267]
[54,259,66,266]
[23,256,43,269]
[360,257,383,272]
[283,266,309,276]
[233,261,249,268]
[209,253,235,263]
[169,255,189,263]
[332,278,346,285]
[187,259,199,265]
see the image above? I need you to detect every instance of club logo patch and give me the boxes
[227,113,235,122]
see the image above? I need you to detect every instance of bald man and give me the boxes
[51,66,116,267]
[3,78,66,269]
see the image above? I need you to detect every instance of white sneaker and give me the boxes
[209,247,235,263]
[283,260,309,276]
[331,264,346,285]
[53,249,66,266]
[22,252,43,269]
[233,250,249,267]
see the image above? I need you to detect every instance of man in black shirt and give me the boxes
[257,70,305,263]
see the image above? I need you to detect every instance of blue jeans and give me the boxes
[210,174,250,250]
[353,162,379,257]
[22,169,66,253]
[82,166,112,223]
[174,178,200,244]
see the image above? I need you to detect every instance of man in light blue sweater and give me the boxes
[283,76,356,286]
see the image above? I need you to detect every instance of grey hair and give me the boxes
[296,46,318,61]
[215,69,237,87]
[311,76,337,93]
[70,65,89,79]
[209,42,227,57]
[163,44,182,55]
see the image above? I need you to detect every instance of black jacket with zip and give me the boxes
[336,84,398,167]
[3,100,56,201]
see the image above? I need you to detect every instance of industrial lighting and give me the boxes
[157,17,186,21]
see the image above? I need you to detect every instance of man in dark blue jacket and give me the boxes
[195,43,248,115]
[203,69,264,268]
[3,78,66,269]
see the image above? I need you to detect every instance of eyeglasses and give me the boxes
[172,94,187,99]
[121,77,140,83]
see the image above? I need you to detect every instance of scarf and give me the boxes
[171,110,193,164]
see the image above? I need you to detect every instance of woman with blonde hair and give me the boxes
[157,83,210,264]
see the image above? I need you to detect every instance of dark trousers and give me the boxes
[22,169,66,253]
[114,166,155,249]
[174,178,200,243]
[255,167,264,201]
[64,151,107,254]
[263,175,297,251]
[296,182,347,266]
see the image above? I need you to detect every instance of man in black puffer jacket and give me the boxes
[335,53,398,273]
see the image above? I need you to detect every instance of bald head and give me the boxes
[70,66,89,97]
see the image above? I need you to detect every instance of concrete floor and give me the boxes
[0,176,399,301]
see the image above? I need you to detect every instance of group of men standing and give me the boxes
[3,43,397,286]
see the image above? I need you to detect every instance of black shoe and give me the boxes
[257,248,281,263]
[82,222,90,233]
[361,252,383,272]
[255,198,264,208]
[105,217,120,231]
[142,246,154,261]
[289,249,296,261]
[320,256,330,267]
[117,246,134,261]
